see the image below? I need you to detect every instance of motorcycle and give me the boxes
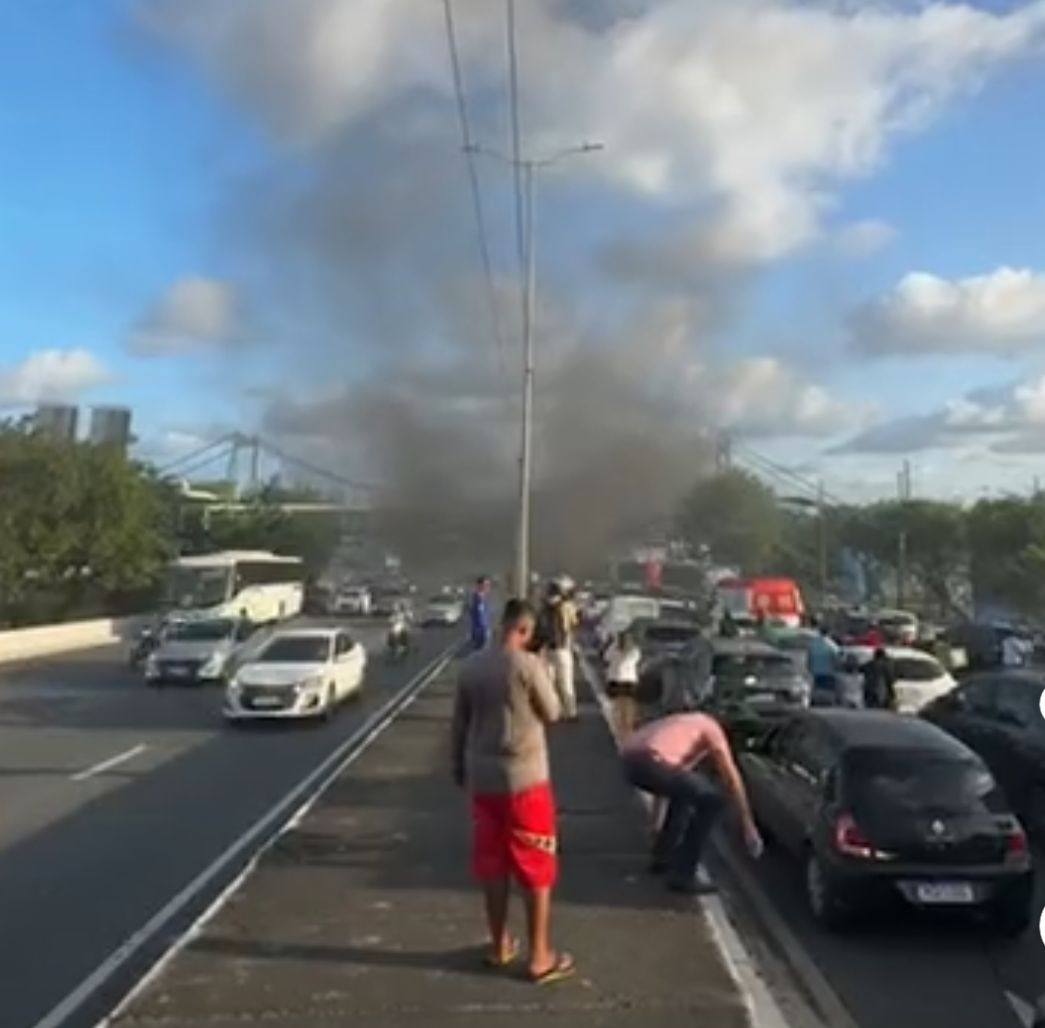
[128,615,181,670]
[386,612,412,659]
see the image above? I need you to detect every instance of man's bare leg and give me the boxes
[523,885,553,974]
[483,878,512,960]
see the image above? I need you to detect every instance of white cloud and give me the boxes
[833,218,896,258]
[852,267,1045,356]
[0,349,110,406]
[130,276,240,355]
[835,371,1045,454]
[143,0,1045,268]
[684,355,867,437]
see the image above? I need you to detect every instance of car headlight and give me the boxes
[297,675,324,694]
[199,653,225,677]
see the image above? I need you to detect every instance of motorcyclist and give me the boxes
[387,601,412,654]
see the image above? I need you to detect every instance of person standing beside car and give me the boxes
[807,621,840,705]
[605,629,642,738]
[535,581,578,722]
[862,647,896,710]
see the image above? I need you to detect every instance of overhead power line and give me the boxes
[441,0,508,376]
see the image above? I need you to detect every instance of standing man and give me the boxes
[536,581,578,722]
[807,620,840,705]
[862,647,896,710]
[452,599,574,984]
[468,575,492,651]
[620,710,762,894]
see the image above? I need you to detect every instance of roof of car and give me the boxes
[710,637,784,657]
[267,626,339,639]
[804,709,969,756]
[965,669,1045,687]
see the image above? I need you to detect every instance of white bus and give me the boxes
[162,551,306,623]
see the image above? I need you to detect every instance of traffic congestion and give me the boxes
[565,561,1045,1026]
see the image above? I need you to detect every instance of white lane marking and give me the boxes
[71,744,148,782]
[25,641,459,1028]
[577,649,794,1028]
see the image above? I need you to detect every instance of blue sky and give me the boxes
[6,0,1045,499]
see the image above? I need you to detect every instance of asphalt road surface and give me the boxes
[0,620,459,1028]
[713,820,1045,1028]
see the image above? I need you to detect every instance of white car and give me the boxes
[332,586,372,616]
[224,627,367,721]
[844,645,956,713]
[145,617,256,686]
[423,595,464,626]
[596,595,661,648]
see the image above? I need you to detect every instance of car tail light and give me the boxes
[834,813,875,859]
[1006,825,1028,861]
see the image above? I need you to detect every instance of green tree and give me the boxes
[966,497,1045,618]
[677,470,781,573]
[0,434,173,624]
[838,500,966,612]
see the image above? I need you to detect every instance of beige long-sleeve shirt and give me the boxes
[451,647,561,795]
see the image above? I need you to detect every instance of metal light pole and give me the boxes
[516,161,537,600]
[467,142,602,597]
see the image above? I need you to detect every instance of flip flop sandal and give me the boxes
[530,952,576,985]
[482,938,520,969]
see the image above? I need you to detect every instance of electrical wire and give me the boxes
[442,0,508,376]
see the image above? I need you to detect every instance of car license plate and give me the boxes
[915,882,975,904]
[251,695,283,708]
[168,666,189,678]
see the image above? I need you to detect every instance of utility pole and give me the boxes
[897,529,908,608]
[817,480,828,603]
[516,161,537,600]
[467,142,602,596]
[249,435,261,496]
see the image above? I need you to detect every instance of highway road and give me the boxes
[713,787,1045,1028]
[0,620,459,1028]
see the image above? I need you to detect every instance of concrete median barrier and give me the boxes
[0,615,143,665]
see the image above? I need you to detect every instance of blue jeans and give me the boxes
[623,753,724,880]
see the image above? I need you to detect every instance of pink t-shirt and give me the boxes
[621,712,729,770]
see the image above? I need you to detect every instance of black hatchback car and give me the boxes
[740,710,1033,934]
[922,671,1045,838]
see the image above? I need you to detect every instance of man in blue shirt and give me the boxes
[807,621,840,704]
[468,576,492,650]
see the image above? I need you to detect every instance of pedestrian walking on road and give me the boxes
[536,581,579,721]
[451,598,575,985]
[605,629,642,738]
[468,575,492,651]
[620,712,763,894]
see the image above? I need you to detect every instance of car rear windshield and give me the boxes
[257,636,331,663]
[713,654,796,680]
[645,625,699,644]
[892,656,944,681]
[844,749,1004,815]
[169,619,235,642]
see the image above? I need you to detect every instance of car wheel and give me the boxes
[805,850,850,930]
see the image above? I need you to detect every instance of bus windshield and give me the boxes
[163,566,232,609]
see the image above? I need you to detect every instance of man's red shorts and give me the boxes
[471,781,558,889]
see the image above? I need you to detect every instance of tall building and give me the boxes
[34,403,79,443]
[88,406,133,451]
